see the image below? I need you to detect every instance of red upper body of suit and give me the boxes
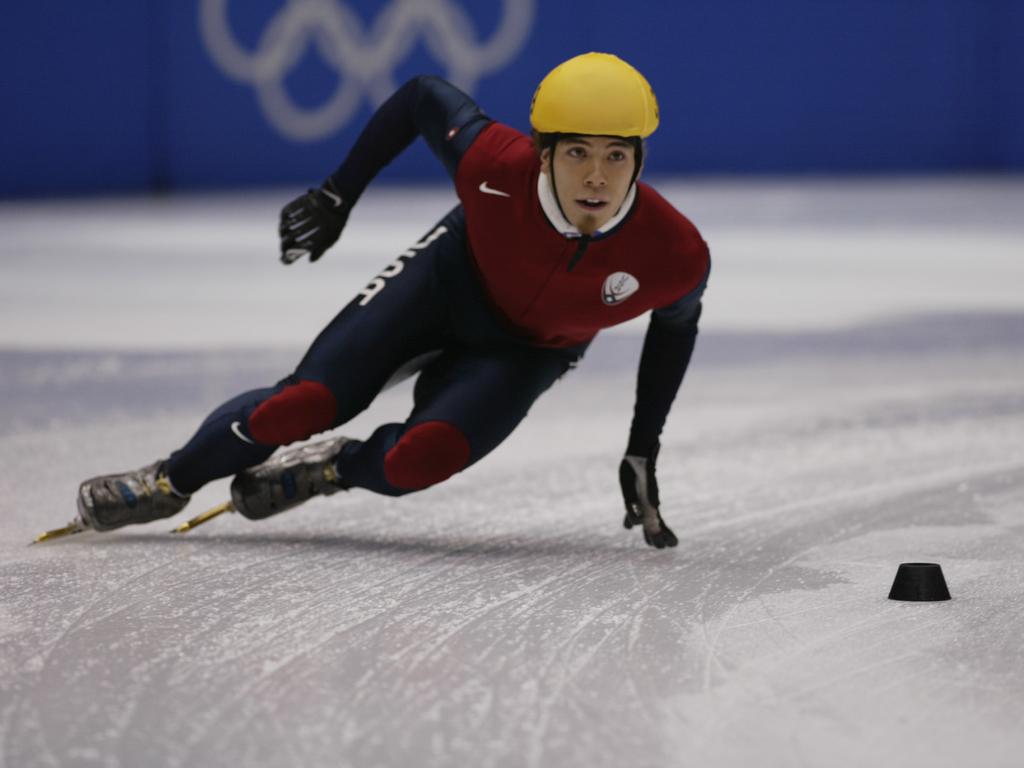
[454,123,709,348]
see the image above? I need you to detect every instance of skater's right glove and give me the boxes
[279,179,350,264]
[619,443,679,549]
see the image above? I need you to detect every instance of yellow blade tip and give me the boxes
[169,501,234,534]
[31,523,85,545]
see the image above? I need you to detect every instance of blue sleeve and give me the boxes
[626,260,710,457]
[327,76,491,205]
[626,302,702,457]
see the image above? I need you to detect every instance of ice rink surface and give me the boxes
[2,179,1024,767]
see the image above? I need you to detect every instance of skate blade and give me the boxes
[171,501,235,533]
[32,519,89,545]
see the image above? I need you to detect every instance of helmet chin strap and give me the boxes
[547,150,573,229]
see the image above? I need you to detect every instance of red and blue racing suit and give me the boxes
[166,77,710,497]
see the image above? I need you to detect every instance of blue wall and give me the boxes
[3,1,1023,196]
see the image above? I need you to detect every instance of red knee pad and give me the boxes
[248,380,337,445]
[384,421,471,491]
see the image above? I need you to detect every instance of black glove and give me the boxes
[618,443,678,549]
[278,179,350,264]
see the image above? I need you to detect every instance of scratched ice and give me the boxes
[2,180,1023,768]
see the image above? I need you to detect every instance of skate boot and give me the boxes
[230,435,350,520]
[77,460,190,532]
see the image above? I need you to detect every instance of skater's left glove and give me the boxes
[619,443,678,549]
[279,179,351,264]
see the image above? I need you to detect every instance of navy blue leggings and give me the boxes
[166,206,585,497]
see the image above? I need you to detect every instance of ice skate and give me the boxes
[76,460,190,533]
[229,435,350,520]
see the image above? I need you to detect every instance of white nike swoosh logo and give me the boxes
[479,181,511,198]
[231,421,255,444]
[321,187,343,208]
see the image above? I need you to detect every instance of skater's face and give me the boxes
[541,136,638,233]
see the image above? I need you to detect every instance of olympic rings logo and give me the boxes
[199,0,535,141]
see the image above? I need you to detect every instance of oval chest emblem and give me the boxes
[601,272,639,305]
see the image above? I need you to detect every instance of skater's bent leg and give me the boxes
[163,296,447,495]
[163,346,442,496]
[336,348,575,496]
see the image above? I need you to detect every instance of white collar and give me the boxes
[537,171,637,238]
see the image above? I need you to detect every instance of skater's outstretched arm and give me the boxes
[628,298,704,457]
[329,75,492,194]
[619,288,705,549]
[280,77,491,264]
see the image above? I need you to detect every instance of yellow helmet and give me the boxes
[530,52,659,138]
